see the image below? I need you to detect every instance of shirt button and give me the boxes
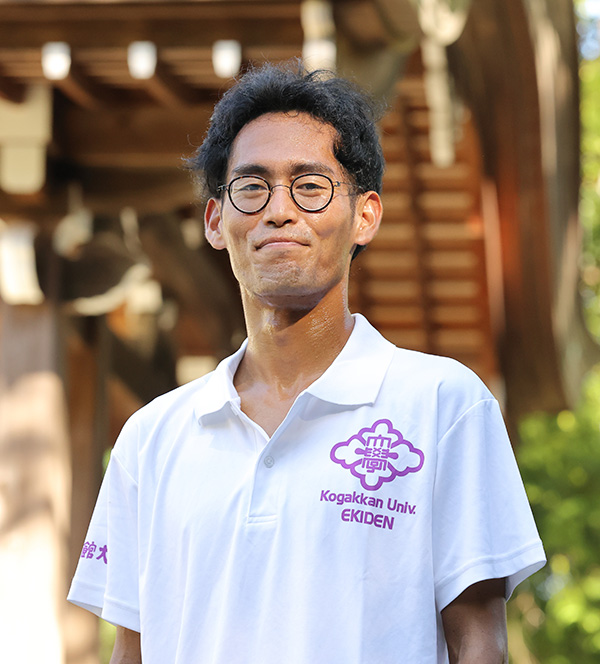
[264,455,275,468]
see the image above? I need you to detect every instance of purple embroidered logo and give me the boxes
[330,419,424,491]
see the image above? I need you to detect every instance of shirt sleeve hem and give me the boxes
[67,579,105,618]
[102,596,141,633]
[67,581,141,632]
[435,541,546,611]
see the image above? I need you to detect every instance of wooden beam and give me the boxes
[52,61,113,110]
[0,189,67,227]
[0,1,302,21]
[75,166,195,214]
[0,166,193,222]
[0,66,25,103]
[139,59,204,108]
[0,2,303,50]
[59,103,213,167]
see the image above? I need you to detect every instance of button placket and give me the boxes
[245,394,307,522]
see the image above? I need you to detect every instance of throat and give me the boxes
[238,387,299,438]
[234,354,331,437]
[233,305,355,436]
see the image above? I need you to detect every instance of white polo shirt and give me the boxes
[68,314,545,664]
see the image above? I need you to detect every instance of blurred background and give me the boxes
[0,1,598,662]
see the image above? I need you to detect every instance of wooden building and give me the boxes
[0,1,596,662]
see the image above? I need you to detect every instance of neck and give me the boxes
[235,284,354,396]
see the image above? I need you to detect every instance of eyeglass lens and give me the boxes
[228,174,334,213]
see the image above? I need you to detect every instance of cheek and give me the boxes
[312,206,355,240]
[320,217,359,249]
[222,230,256,275]
[220,217,252,249]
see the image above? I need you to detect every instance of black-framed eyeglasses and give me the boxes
[217,173,356,215]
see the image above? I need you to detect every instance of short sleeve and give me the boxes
[67,421,141,632]
[432,398,546,610]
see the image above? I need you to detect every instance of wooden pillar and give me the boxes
[0,300,70,664]
[65,319,109,664]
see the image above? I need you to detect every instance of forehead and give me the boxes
[227,112,339,177]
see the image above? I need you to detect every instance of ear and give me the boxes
[204,198,227,250]
[353,191,383,248]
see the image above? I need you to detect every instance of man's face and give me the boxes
[204,112,381,310]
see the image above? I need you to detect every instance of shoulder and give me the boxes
[141,372,213,417]
[387,346,492,401]
[380,345,499,440]
[111,372,214,471]
[128,372,212,428]
[352,316,495,416]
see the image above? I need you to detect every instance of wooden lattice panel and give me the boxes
[350,73,498,386]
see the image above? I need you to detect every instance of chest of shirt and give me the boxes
[137,398,437,556]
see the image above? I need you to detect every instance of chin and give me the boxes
[257,285,321,305]
[238,263,345,307]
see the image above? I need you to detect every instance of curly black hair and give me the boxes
[187,60,385,201]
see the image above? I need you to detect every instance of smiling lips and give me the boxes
[255,237,309,250]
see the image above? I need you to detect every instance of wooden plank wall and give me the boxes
[350,65,499,390]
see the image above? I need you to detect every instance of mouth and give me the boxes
[255,237,309,250]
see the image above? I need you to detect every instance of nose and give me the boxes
[270,184,293,196]
[263,184,297,226]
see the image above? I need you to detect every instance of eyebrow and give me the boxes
[230,161,337,178]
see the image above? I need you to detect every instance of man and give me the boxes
[68,62,545,663]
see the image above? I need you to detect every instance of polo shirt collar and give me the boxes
[194,313,395,421]
[194,340,247,421]
[304,314,395,406]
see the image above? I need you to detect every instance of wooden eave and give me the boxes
[0,0,594,425]
[0,0,304,218]
[0,1,303,108]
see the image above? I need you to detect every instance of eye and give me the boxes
[239,184,264,193]
[296,182,326,192]
[294,175,330,194]
[233,178,268,194]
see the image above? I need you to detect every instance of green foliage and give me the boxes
[579,54,600,337]
[100,619,116,664]
[579,12,600,336]
[510,370,600,662]
[508,12,600,659]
